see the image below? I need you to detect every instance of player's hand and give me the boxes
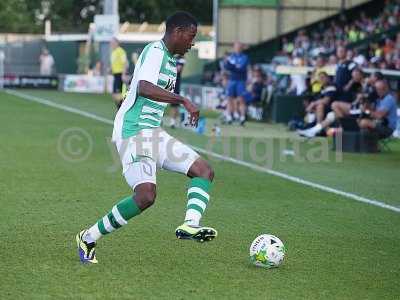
[183,98,200,127]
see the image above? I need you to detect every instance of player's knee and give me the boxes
[135,184,157,210]
[188,159,214,182]
[138,190,156,209]
[199,164,214,182]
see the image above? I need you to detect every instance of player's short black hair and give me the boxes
[165,11,198,33]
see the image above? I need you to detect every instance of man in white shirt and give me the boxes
[39,48,54,75]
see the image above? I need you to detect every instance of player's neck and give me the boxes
[162,36,175,55]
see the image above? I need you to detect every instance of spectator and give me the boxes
[383,38,395,56]
[110,37,128,108]
[363,71,384,104]
[216,72,231,123]
[39,48,54,75]
[288,57,307,96]
[358,80,397,138]
[298,71,338,137]
[91,61,102,76]
[277,0,400,70]
[239,68,265,125]
[328,54,338,67]
[339,67,364,103]
[224,42,250,124]
[330,68,364,121]
[353,49,367,66]
[282,37,294,55]
[335,46,357,94]
[299,68,365,138]
[310,56,327,94]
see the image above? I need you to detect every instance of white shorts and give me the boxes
[115,128,200,190]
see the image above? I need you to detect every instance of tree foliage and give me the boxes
[0,0,212,34]
[119,0,212,25]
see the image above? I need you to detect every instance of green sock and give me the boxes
[184,177,211,226]
[84,195,141,242]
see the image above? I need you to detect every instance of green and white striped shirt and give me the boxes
[112,40,177,141]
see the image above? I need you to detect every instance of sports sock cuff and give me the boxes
[116,195,141,221]
[190,177,211,193]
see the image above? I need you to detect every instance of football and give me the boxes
[249,234,286,268]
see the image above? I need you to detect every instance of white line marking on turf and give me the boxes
[5,89,113,125]
[5,89,400,214]
[191,147,400,213]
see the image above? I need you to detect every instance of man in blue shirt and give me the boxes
[358,80,397,138]
[224,42,249,124]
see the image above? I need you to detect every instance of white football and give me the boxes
[249,234,286,268]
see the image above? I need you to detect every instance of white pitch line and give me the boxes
[5,89,113,125]
[5,89,400,214]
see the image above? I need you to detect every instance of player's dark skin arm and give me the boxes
[138,80,199,126]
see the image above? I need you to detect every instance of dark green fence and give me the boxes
[270,95,305,123]
[46,41,79,74]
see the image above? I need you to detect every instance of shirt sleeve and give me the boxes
[121,50,127,64]
[136,46,164,85]
[235,54,249,72]
[377,96,394,113]
[224,56,236,71]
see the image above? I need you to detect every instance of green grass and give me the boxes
[18,89,400,206]
[1,90,400,299]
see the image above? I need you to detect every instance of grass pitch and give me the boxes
[0,89,399,299]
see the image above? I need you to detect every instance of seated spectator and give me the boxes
[337,67,364,103]
[358,80,398,139]
[363,71,384,105]
[298,72,337,137]
[310,56,327,94]
[239,68,265,125]
[298,68,364,138]
[217,72,231,123]
[275,0,400,71]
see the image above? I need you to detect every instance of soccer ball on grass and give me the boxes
[249,234,285,268]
